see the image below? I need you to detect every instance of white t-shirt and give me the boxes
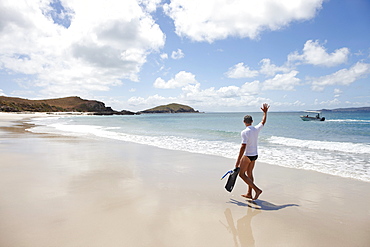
[241,122,263,156]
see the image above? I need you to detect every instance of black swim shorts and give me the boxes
[247,155,258,161]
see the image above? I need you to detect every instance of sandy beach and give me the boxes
[0,113,369,247]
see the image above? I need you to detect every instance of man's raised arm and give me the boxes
[260,103,270,125]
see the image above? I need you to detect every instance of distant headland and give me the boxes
[319,107,370,112]
[0,96,199,115]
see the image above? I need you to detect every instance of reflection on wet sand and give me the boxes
[222,207,261,247]
[222,199,299,246]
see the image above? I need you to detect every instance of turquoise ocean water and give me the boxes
[28,111,370,182]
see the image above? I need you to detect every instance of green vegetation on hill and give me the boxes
[140,103,199,113]
[0,96,114,113]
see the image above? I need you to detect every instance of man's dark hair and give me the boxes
[244,115,253,124]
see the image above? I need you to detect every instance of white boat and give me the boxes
[300,111,325,121]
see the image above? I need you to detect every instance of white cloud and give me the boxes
[310,62,370,91]
[0,0,165,97]
[179,77,265,105]
[128,94,175,106]
[180,82,269,109]
[129,73,267,110]
[288,40,349,67]
[226,63,259,78]
[154,71,198,89]
[259,58,290,77]
[0,89,5,96]
[138,0,162,13]
[314,98,341,106]
[163,0,323,43]
[216,86,240,98]
[262,71,301,91]
[226,59,291,79]
[171,49,184,60]
[130,73,312,111]
[160,53,168,60]
[333,88,342,97]
[240,81,261,95]
[179,77,262,101]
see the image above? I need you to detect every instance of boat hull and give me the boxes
[300,116,325,121]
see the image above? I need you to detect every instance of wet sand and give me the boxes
[0,113,369,246]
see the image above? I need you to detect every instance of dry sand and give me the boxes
[0,113,369,246]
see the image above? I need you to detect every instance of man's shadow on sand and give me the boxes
[228,198,299,211]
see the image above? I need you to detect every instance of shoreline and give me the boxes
[0,113,369,246]
[21,111,370,183]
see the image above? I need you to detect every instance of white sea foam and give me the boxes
[259,146,370,182]
[326,119,370,123]
[27,123,240,159]
[267,136,370,155]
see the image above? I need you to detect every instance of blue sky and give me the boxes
[0,0,369,112]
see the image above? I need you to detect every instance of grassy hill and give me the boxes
[0,96,114,113]
[140,103,199,113]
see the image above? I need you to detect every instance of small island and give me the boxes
[139,103,199,114]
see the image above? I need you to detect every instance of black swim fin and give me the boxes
[225,167,240,192]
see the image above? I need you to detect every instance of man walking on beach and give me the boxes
[236,103,269,200]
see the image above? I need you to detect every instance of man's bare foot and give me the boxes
[253,189,262,201]
[241,194,253,199]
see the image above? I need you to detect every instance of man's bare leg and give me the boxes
[239,171,262,200]
[245,160,256,199]
[239,157,262,200]
[240,157,253,199]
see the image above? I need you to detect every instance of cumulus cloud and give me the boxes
[262,71,301,91]
[154,71,198,89]
[179,78,263,105]
[131,71,267,110]
[288,40,349,67]
[132,70,308,111]
[128,94,176,107]
[225,63,259,78]
[151,66,300,110]
[259,58,291,77]
[171,49,185,60]
[226,61,301,91]
[180,82,268,108]
[163,0,323,42]
[226,59,291,79]
[309,62,370,91]
[224,40,358,93]
[160,53,168,60]
[241,81,261,95]
[314,98,341,106]
[0,0,165,97]
[138,0,162,13]
[333,88,342,97]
